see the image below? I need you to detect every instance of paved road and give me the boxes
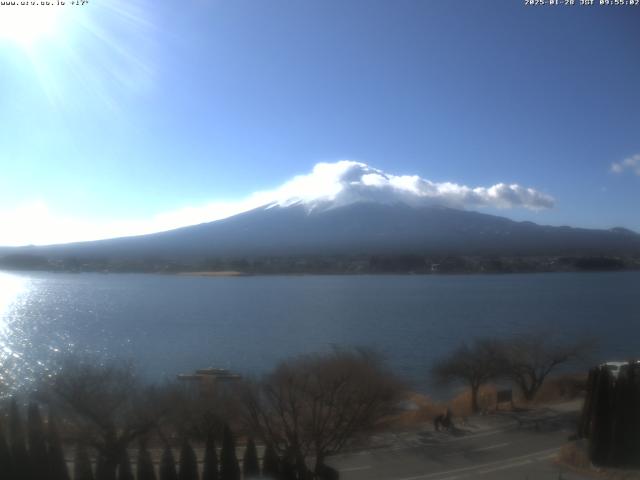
[327,403,590,480]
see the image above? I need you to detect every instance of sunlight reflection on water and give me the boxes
[0,270,638,398]
[0,271,107,395]
[0,271,32,391]
[0,271,30,335]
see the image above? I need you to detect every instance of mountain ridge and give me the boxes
[1,202,639,266]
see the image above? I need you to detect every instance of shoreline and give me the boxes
[2,267,640,277]
[176,271,250,277]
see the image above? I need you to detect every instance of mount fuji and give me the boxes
[1,161,639,269]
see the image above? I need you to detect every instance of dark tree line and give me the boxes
[0,400,70,480]
[4,252,636,276]
[0,404,293,480]
[0,348,406,480]
[578,362,640,467]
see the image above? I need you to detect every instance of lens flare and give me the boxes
[0,4,63,46]
[1,0,156,109]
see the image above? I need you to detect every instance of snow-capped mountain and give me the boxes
[4,201,638,262]
[253,161,555,213]
[0,161,638,263]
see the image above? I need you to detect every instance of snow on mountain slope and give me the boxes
[262,161,554,212]
[2,162,639,261]
[8,200,638,261]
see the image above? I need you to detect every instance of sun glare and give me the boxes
[0,0,156,109]
[0,4,63,46]
[0,272,29,332]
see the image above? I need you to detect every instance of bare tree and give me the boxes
[241,349,404,478]
[498,333,593,401]
[432,339,502,414]
[40,357,164,480]
[153,379,239,443]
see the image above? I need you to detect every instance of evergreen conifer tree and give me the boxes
[242,438,260,478]
[0,424,13,480]
[219,425,240,480]
[96,453,110,480]
[27,403,48,480]
[48,411,70,480]
[280,455,296,480]
[9,398,30,480]
[629,363,640,467]
[178,440,198,480]
[136,440,157,480]
[610,363,640,467]
[578,368,597,438]
[261,444,280,480]
[589,367,614,465]
[202,435,219,480]
[117,450,135,480]
[74,444,95,480]
[610,365,630,466]
[159,446,178,480]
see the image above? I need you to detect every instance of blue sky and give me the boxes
[0,0,638,245]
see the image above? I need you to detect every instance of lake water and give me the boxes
[0,270,638,392]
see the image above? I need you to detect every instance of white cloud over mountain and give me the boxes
[611,154,640,176]
[0,161,554,246]
[267,161,555,211]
